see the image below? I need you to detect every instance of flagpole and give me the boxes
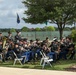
[16,22,18,27]
[44,20,48,37]
[16,13,18,27]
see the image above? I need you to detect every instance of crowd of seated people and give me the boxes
[42,37,75,61]
[0,31,75,64]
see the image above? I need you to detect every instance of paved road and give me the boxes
[0,67,76,75]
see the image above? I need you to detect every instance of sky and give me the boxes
[0,0,57,29]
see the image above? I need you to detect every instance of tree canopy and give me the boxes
[34,27,41,31]
[21,26,29,32]
[46,26,55,31]
[10,28,16,32]
[22,0,76,39]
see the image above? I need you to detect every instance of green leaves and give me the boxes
[23,0,76,24]
[70,29,76,42]
[21,26,29,32]
[35,27,41,31]
[22,0,76,39]
[47,26,55,31]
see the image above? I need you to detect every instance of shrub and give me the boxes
[70,30,76,42]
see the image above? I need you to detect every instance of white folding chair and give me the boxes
[40,51,53,68]
[0,53,3,61]
[13,52,23,65]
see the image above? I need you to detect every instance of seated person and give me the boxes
[66,44,75,59]
[13,43,21,58]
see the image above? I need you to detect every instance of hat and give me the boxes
[8,31,12,34]
[36,38,39,41]
[53,38,57,41]
[53,38,58,42]
[0,32,2,34]
[15,43,19,45]
[19,39,23,42]
[23,38,27,41]
[16,30,19,33]
[30,40,33,42]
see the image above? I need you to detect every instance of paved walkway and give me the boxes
[0,67,76,75]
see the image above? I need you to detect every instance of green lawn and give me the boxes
[0,59,76,71]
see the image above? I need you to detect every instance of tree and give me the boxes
[64,27,71,31]
[22,0,76,39]
[46,26,55,31]
[70,29,76,42]
[10,28,16,32]
[21,26,29,32]
[34,27,41,31]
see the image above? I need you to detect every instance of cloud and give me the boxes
[0,0,26,28]
[0,0,55,29]
[0,0,4,2]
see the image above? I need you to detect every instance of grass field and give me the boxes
[0,59,76,71]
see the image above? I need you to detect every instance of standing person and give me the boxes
[7,31,13,41]
[45,37,51,47]
[15,31,22,43]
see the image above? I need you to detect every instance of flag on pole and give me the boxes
[17,13,20,23]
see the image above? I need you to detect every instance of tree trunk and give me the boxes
[57,22,65,40]
[59,29,63,40]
